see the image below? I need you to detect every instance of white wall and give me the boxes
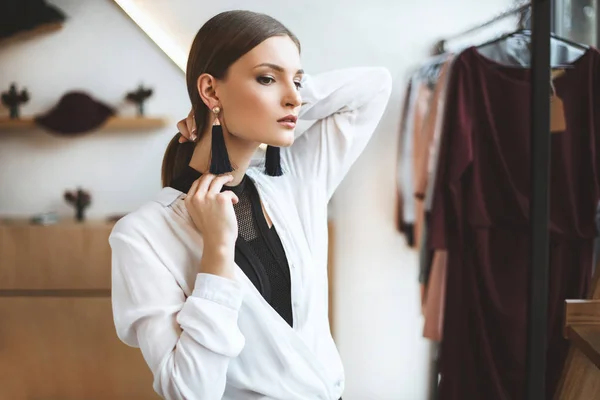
[0,0,188,219]
[0,1,514,399]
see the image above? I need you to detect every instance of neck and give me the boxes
[189,124,259,186]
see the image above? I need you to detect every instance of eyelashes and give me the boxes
[256,76,303,89]
[256,76,275,85]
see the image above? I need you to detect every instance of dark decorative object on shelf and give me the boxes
[64,187,91,222]
[0,0,66,40]
[1,83,30,119]
[126,84,153,116]
[35,91,115,135]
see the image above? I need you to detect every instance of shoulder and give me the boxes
[109,187,188,244]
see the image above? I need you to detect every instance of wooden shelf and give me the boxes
[556,271,600,399]
[566,325,600,371]
[0,22,64,46]
[0,116,168,132]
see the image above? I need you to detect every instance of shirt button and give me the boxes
[293,301,299,308]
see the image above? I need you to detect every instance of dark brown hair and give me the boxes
[161,10,301,187]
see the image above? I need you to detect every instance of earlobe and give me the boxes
[197,73,220,109]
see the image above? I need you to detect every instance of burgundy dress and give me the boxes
[429,46,600,399]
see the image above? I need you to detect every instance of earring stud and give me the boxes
[212,106,220,114]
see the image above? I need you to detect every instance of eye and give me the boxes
[257,76,275,85]
[294,80,303,89]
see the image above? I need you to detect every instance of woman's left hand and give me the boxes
[177,109,197,143]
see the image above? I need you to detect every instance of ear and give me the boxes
[196,73,220,110]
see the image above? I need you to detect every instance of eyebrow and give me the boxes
[253,63,304,75]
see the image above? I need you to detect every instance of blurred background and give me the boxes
[1,0,598,399]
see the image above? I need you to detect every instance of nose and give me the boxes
[282,82,302,109]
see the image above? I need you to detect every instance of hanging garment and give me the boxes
[429,46,600,400]
[419,37,590,342]
[395,80,413,234]
[397,74,423,246]
[413,57,454,340]
[396,56,450,247]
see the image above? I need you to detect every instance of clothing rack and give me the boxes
[433,2,531,54]
[527,1,551,399]
[432,1,551,399]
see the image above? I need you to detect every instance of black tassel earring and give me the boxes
[209,106,233,175]
[265,145,283,176]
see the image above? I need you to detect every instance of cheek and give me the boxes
[226,86,276,136]
[245,90,273,115]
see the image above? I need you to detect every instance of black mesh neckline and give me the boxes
[169,165,248,195]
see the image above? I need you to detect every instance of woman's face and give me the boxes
[215,35,303,148]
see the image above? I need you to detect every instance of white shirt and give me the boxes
[110,67,392,400]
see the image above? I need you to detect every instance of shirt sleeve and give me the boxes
[284,67,392,200]
[110,224,245,400]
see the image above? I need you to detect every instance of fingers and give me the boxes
[196,174,217,197]
[177,118,190,143]
[187,176,201,197]
[177,109,197,143]
[187,174,237,208]
[219,190,239,205]
[208,174,234,195]
[186,111,197,140]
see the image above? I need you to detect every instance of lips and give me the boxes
[277,115,298,123]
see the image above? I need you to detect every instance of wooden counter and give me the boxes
[0,219,158,399]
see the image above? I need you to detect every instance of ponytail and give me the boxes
[161,134,195,188]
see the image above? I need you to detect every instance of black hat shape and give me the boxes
[35,91,115,135]
[0,0,66,40]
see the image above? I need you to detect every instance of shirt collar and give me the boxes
[169,165,248,195]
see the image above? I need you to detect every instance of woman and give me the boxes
[110,10,391,400]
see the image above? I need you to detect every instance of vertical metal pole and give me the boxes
[527,0,551,399]
[597,0,600,47]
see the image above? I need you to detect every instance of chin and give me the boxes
[266,131,295,147]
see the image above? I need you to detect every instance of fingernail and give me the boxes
[190,134,197,141]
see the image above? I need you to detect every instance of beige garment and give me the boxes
[422,251,448,341]
[415,58,454,341]
[409,83,433,248]
[413,60,453,250]
[415,60,452,202]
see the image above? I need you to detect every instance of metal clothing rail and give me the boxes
[444,2,531,42]
[433,1,531,54]
[527,1,551,399]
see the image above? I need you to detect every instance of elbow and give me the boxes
[372,67,393,99]
[152,349,229,400]
[355,67,393,110]
[361,67,393,116]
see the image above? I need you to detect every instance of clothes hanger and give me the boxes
[476,29,589,52]
[477,5,588,52]
[474,28,588,71]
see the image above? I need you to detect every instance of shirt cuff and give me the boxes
[191,273,244,310]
